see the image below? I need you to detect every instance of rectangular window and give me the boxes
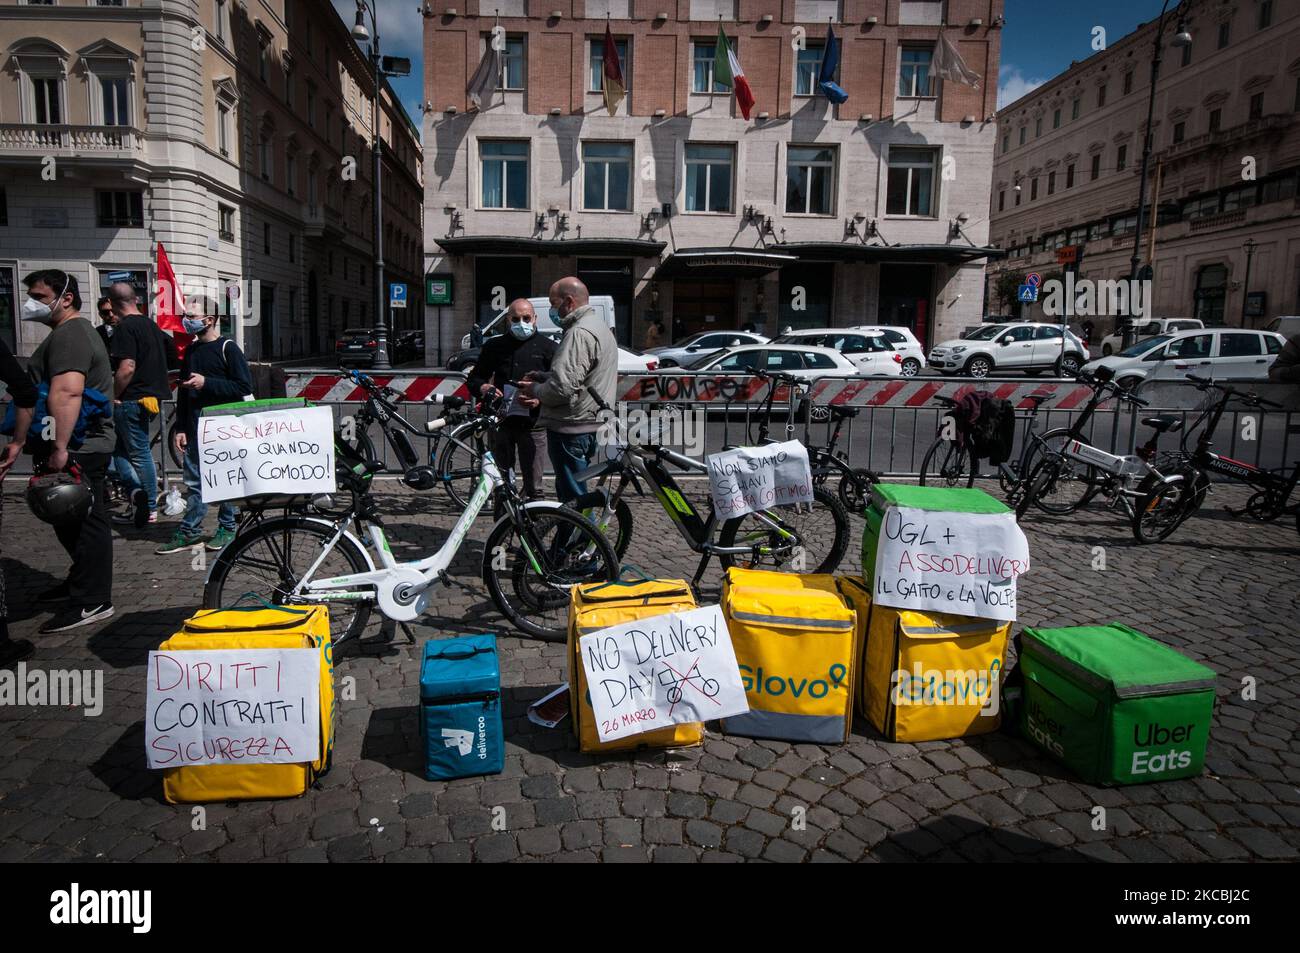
[589,39,629,93]
[263,223,271,254]
[214,0,228,45]
[96,190,144,228]
[1123,71,1133,95]
[259,45,269,83]
[1249,92,1263,120]
[797,44,824,96]
[288,234,297,263]
[1172,121,1185,144]
[898,47,933,98]
[1209,108,1221,132]
[582,142,632,211]
[692,42,728,93]
[480,140,528,209]
[1019,126,1026,145]
[1221,184,1257,212]
[1185,194,1220,218]
[501,38,524,90]
[1052,108,1061,129]
[306,84,316,128]
[1091,154,1100,180]
[1071,98,1080,120]
[1088,221,1109,241]
[1035,117,1042,137]
[285,68,294,108]
[33,77,61,124]
[1180,41,1192,67]
[1047,171,1055,195]
[218,204,234,241]
[1066,164,1075,188]
[1001,134,1009,154]
[1259,0,1273,29]
[1030,177,1039,200]
[998,190,1005,212]
[684,143,734,213]
[101,77,129,126]
[786,146,835,215]
[1218,22,1230,49]
[1015,189,1021,207]
[259,135,272,181]
[1117,144,1128,171]
[886,147,936,216]
[1098,84,1107,108]
[286,153,297,196]
[217,103,230,155]
[0,187,7,227]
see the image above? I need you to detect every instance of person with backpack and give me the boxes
[156,296,252,554]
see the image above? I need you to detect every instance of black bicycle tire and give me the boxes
[919,438,975,488]
[569,490,634,560]
[838,467,878,512]
[716,486,850,574]
[1028,428,1099,515]
[436,420,485,508]
[482,506,619,642]
[203,516,374,646]
[1016,459,1058,520]
[1132,477,1195,544]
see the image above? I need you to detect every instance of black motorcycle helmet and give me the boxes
[27,465,93,526]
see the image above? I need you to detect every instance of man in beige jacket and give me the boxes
[518,277,618,502]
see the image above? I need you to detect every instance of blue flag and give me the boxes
[818,25,848,105]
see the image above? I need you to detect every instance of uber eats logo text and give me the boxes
[1131,721,1196,776]
[741,663,847,699]
[50,884,151,933]
[1025,700,1065,756]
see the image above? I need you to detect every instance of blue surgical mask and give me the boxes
[509,320,536,340]
[549,307,562,324]
[182,317,209,335]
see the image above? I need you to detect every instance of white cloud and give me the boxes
[998,65,1047,110]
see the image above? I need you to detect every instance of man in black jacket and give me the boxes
[0,338,37,665]
[466,299,556,498]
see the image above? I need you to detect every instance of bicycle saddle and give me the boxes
[829,405,860,420]
[1025,394,1050,406]
[1141,414,1183,434]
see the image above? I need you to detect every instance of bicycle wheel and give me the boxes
[569,489,634,560]
[482,505,619,641]
[1016,459,1059,520]
[436,420,485,508]
[838,467,878,512]
[203,517,374,646]
[166,421,184,469]
[717,486,850,574]
[919,438,975,488]
[1132,476,1196,544]
[1022,428,1097,515]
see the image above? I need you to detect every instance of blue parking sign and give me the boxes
[1017,284,1038,303]
[389,282,407,309]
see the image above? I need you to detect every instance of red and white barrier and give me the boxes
[284,372,471,403]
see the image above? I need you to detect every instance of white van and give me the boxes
[460,295,617,349]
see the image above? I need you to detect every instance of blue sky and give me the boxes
[331,1,1181,136]
[998,0,1172,108]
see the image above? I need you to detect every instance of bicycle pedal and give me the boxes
[437,570,469,591]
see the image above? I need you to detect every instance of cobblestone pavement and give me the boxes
[1,480,1298,863]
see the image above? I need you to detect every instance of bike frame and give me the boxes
[1184,387,1300,507]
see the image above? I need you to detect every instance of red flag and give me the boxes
[172,330,194,362]
[154,241,186,333]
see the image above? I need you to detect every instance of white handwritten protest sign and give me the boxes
[873,507,1031,622]
[145,648,321,768]
[198,405,336,503]
[579,604,749,743]
[706,440,813,520]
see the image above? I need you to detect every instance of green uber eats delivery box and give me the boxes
[1019,623,1217,785]
[862,484,1011,584]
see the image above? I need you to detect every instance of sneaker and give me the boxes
[0,639,34,669]
[40,604,114,634]
[206,527,237,551]
[132,489,149,528]
[36,581,71,604]
[147,510,158,524]
[157,532,203,554]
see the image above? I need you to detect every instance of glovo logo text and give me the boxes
[890,658,1001,706]
[740,663,847,699]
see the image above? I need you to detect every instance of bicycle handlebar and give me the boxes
[1185,374,1283,408]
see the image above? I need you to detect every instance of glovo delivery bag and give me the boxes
[837,575,873,711]
[155,604,335,804]
[720,567,855,744]
[861,602,1008,742]
[568,579,704,753]
[1019,623,1215,785]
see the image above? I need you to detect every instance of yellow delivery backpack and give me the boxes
[568,579,705,753]
[860,602,1009,742]
[157,604,335,804]
[720,568,856,744]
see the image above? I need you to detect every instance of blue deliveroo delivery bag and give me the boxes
[419,635,505,781]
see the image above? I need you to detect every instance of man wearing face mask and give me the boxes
[518,277,617,504]
[21,269,117,633]
[94,296,117,353]
[156,295,253,554]
[466,298,556,499]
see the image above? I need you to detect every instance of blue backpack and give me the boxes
[1,381,113,450]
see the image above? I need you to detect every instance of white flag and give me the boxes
[933,31,981,89]
[467,47,501,110]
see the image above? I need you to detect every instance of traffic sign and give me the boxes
[1025,273,1043,288]
[389,282,407,309]
[1018,284,1039,303]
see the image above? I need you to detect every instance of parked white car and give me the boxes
[1264,315,1300,341]
[771,328,906,376]
[1097,317,1204,357]
[647,330,769,367]
[666,343,871,379]
[928,323,1090,378]
[850,326,926,377]
[619,347,659,372]
[1082,327,1287,389]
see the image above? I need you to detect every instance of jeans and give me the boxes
[112,400,158,511]
[547,430,597,504]
[181,442,237,538]
[53,451,113,608]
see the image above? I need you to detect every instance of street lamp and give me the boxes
[1125,0,1192,349]
[352,0,389,368]
[1240,238,1257,327]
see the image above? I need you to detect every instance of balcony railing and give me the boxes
[0,124,142,154]
[1187,208,1247,232]
[1156,115,1293,165]
[303,203,344,237]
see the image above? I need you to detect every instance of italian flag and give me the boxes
[712,26,755,120]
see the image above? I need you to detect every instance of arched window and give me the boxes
[1193,263,1228,325]
[9,40,70,125]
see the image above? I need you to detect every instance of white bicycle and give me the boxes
[202,394,619,643]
